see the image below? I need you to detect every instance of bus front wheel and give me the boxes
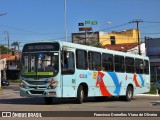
[76,85,84,104]
[44,97,53,104]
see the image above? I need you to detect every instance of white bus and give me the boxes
[20,41,150,104]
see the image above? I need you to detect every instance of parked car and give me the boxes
[1,78,10,86]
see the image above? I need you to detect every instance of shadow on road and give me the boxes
[0,84,138,105]
[0,96,135,105]
[0,97,44,105]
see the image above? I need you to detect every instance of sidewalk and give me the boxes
[135,94,160,97]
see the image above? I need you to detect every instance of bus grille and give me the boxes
[27,81,47,85]
[29,90,44,95]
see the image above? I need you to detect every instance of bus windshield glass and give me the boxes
[21,52,59,77]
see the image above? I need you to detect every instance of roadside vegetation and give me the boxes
[0,87,2,94]
[8,79,20,83]
[146,85,158,94]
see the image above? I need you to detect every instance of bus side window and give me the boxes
[88,51,101,71]
[114,55,124,72]
[135,59,144,74]
[125,57,135,73]
[102,53,114,71]
[144,60,149,74]
[76,49,88,70]
[61,51,75,74]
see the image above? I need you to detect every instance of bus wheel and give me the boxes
[76,85,84,104]
[125,86,133,101]
[44,97,53,104]
[119,86,133,101]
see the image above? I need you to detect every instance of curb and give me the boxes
[0,91,3,95]
[135,94,159,97]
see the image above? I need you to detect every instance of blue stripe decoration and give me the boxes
[108,72,122,95]
[138,74,144,87]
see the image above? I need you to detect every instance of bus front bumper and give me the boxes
[20,87,57,97]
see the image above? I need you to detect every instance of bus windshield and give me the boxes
[21,52,59,77]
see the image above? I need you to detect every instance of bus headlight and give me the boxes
[20,82,28,88]
[48,80,59,89]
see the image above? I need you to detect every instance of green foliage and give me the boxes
[146,85,157,94]
[11,41,20,50]
[0,45,11,54]
[8,79,20,83]
[79,41,104,48]
[0,87,2,94]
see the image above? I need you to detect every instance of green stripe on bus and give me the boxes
[23,72,53,75]
[24,72,36,75]
[37,72,53,75]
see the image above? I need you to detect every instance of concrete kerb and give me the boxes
[135,94,160,97]
[0,89,2,95]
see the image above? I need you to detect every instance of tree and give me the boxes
[79,40,104,48]
[11,41,20,50]
[0,45,11,54]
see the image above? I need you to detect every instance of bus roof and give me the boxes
[23,40,149,60]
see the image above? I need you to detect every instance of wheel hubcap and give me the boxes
[128,90,132,98]
[81,90,84,101]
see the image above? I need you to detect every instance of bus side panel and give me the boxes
[110,72,127,96]
[75,71,150,97]
[76,70,127,97]
[133,74,150,94]
[125,73,150,95]
[62,74,77,97]
[75,70,100,97]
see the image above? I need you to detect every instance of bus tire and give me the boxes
[76,85,84,104]
[119,86,133,101]
[125,86,133,101]
[44,97,53,104]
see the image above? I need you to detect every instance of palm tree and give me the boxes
[11,41,20,50]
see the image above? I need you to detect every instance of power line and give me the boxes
[0,32,64,35]
[143,21,160,23]
[129,19,143,55]
[0,25,40,34]
[140,24,160,29]
[0,13,7,16]
[100,22,130,31]
[141,32,160,34]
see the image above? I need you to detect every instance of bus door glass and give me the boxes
[143,60,150,87]
[61,49,76,97]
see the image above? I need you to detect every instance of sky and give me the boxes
[0,0,160,49]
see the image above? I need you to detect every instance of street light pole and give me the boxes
[0,12,7,59]
[0,13,7,59]
[0,12,7,86]
[129,19,143,55]
[64,0,67,42]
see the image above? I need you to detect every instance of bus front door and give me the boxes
[61,50,76,97]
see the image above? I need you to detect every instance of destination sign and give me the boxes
[23,43,59,52]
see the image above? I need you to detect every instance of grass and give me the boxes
[0,87,2,94]
[8,79,20,83]
[146,85,158,94]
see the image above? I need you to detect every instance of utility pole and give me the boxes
[129,19,143,55]
[7,31,10,50]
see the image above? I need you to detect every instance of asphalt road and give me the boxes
[0,83,160,120]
